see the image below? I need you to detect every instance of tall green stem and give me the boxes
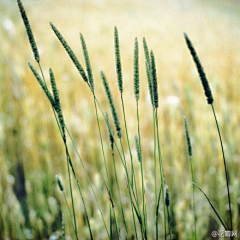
[211,104,232,233]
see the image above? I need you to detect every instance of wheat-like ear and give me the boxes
[184,33,214,105]
[101,71,122,139]
[150,50,159,109]
[183,116,192,158]
[80,33,94,92]
[114,27,123,93]
[50,22,88,83]
[134,38,140,101]
[17,0,40,62]
[28,63,54,106]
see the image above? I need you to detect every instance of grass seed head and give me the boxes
[56,175,64,192]
[28,63,54,106]
[17,0,40,62]
[134,134,142,162]
[49,69,66,140]
[105,111,114,151]
[150,50,159,108]
[143,37,150,65]
[101,71,122,139]
[145,60,154,107]
[165,185,170,207]
[80,33,94,92]
[50,22,88,83]
[134,37,140,101]
[183,116,192,158]
[114,26,123,93]
[184,33,214,105]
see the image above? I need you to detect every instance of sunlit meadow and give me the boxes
[1,0,240,239]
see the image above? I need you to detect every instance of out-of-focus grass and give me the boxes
[1,0,240,239]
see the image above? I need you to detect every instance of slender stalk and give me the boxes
[111,150,128,235]
[155,109,167,240]
[183,116,197,240]
[120,138,138,239]
[120,93,139,202]
[189,157,197,240]
[136,101,148,238]
[211,104,232,232]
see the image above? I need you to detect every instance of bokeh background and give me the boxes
[1,0,240,239]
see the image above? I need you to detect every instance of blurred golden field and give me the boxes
[1,0,240,239]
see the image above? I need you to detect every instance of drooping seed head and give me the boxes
[17,0,40,62]
[150,50,159,108]
[134,38,140,101]
[101,71,122,139]
[134,134,142,162]
[50,22,88,83]
[80,33,94,92]
[28,63,54,106]
[184,33,214,105]
[55,175,64,192]
[114,26,123,93]
[105,111,114,151]
[183,116,192,158]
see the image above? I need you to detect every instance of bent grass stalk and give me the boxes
[184,33,233,235]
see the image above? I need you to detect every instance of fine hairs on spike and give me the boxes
[80,33,94,92]
[17,0,40,63]
[150,50,159,108]
[134,135,142,162]
[50,69,66,141]
[105,112,114,151]
[56,175,64,192]
[114,26,123,93]
[101,71,122,139]
[28,63,55,106]
[184,33,214,105]
[183,116,192,158]
[50,22,88,83]
[134,38,140,101]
